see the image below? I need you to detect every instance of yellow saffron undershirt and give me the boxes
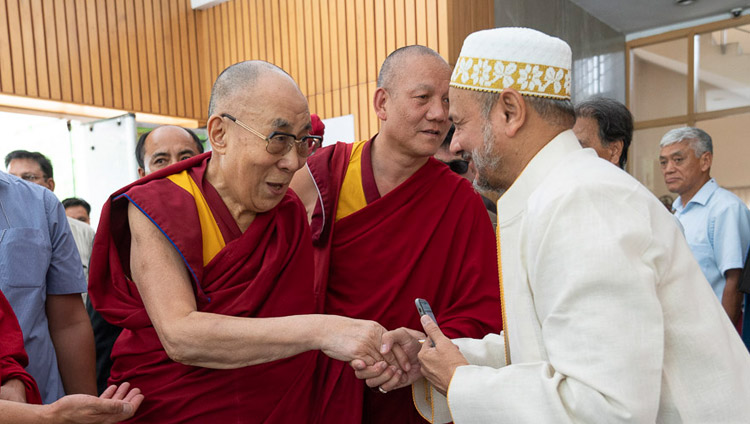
[167,171,226,266]
[335,140,369,222]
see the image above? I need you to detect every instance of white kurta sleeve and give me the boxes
[446,183,668,423]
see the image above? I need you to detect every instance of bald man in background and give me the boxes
[136,126,204,178]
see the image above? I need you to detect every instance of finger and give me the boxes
[112,382,131,401]
[349,359,367,371]
[123,387,142,403]
[125,394,145,418]
[420,315,447,345]
[380,367,409,392]
[93,399,128,416]
[353,361,388,380]
[390,343,411,372]
[365,365,401,388]
[100,384,118,399]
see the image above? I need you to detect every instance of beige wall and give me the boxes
[0,0,495,139]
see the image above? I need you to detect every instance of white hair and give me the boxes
[659,127,712,157]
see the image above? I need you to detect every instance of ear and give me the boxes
[373,87,389,121]
[46,178,55,192]
[207,115,228,154]
[496,89,526,137]
[699,151,712,172]
[608,140,624,165]
[137,168,146,178]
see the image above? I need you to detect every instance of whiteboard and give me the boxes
[321,114,356,146]
[71,114,138,228]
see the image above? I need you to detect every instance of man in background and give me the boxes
[659,127,750,327]
[2,151,96,402]
[573,96,633,169]
[62,197,92,225]
[136,125,204,178]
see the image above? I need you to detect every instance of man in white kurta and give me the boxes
[404,28,750,424]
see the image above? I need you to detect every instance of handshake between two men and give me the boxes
[347,315,469,397]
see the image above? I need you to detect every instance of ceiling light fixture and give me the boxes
[674,0,697,5]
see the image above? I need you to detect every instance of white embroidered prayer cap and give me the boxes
[451,27,572,100]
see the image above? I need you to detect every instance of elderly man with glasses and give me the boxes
[88,60,405,423]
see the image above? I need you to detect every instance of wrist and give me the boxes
[38,403,57,424]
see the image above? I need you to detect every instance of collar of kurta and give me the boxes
[674,178,718,211]
[497,129,582,226]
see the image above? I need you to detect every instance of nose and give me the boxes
[662,160,675,175]
[425,97,449,123]
[449,133,464,155]
[277,145,305,173]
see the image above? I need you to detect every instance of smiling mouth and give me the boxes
[267,182,287,192]
[422,129,441,136]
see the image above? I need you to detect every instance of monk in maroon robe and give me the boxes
[291,47,502,423]
[89,61,402,423]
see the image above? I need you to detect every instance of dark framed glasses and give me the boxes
[221,113,323,157]
[441,159,469,175]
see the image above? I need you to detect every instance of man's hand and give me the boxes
[0,379,26,403]
[319,316,393,366]
[44,382,144,424]
[350,327,426,392]
[418,315,469,396]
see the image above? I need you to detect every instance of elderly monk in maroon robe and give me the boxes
[89,61,404,423]
[290,46,503,423]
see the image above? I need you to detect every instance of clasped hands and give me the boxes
[337,315,470,395]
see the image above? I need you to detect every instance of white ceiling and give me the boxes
[568,0,749,33]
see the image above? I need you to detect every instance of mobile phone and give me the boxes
[415,298,438,347]
[415,298,437,324]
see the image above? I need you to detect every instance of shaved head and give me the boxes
[377,45,448,91]
[208,60,297,117]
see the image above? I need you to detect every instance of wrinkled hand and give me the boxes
[418,315,468,396]
[320,316,394,367]
[46,382,144,424]
[0,379,26,403]
[350,327,426,392]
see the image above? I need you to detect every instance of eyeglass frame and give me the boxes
[19,173,45,182]
[220,113,323,157]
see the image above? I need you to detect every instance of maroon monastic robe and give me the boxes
[308,138,503,423]
[0,290,41,405]
[89,154,320,423]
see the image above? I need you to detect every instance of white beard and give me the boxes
[472,119,504,195]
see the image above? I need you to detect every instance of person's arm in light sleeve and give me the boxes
[712,202,750,326]
[419,186,667,423]
[43,193,96,395]
[127,202,394,369]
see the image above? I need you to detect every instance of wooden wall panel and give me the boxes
[0,0,493,134]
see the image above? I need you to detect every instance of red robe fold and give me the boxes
[88,153,320,423]
[308,139,503,423]
[0,290,42,405]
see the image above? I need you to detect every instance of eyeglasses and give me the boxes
[19,174,43,182]
[221,113,323,157]
[441,159,469,175]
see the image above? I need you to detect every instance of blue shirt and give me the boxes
[0,171,87,403]
[674,178,750,300]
